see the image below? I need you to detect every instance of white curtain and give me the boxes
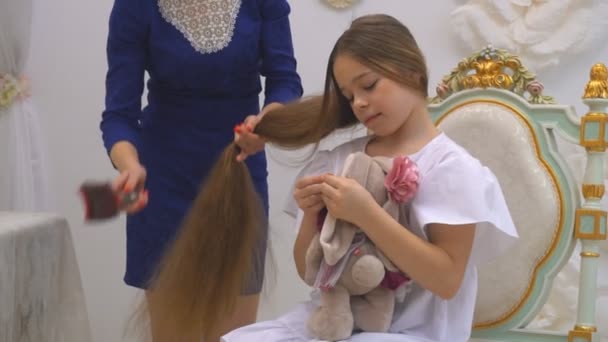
[0,0,50,211]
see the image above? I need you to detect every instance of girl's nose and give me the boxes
[353,96,368,109]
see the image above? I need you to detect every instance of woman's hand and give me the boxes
[234,102,283,162]
[234,114,266,162]
[111,163,149,213]
[319,174,377,226]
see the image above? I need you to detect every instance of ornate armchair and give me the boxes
[428,46,607,342]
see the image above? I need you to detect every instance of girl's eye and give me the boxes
[363,80,378,91]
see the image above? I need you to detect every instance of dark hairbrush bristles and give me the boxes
[80,182,120,220]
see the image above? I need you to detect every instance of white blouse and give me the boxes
[283,133,518,341]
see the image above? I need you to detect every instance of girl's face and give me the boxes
[332,54,425,137]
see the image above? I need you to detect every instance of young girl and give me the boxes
[220,14,519,342]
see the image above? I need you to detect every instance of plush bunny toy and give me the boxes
[304,151,420,341]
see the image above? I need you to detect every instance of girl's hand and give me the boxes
[111,163,149,213]
[293,175,326,216]
[320,174,377,225]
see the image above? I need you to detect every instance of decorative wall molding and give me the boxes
[323,0,359,9]
[450,0,608,71]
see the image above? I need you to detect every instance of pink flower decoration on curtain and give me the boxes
[0,73,31,108]
[17,76,31,100]
[384,156,420,203]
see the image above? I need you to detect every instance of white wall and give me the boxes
[26,1,608,341]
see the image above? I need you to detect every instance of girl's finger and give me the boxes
[304,194,322,207]
[295,175,325,189]
[321,174,343,189]
[294,184,323,199]
[319,182,339,200]
[309,202,325,213]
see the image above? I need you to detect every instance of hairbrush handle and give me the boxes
[119,190,141,208]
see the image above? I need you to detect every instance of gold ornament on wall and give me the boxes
[324,0,358,9]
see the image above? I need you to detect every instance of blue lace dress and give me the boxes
[100,0,302,289]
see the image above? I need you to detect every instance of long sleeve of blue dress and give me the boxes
[100,0,147,154]
[259,0,303,106]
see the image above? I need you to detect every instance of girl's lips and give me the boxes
[365,113,381,124]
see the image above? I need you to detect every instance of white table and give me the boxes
[0,212,91,342]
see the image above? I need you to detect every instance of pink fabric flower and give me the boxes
[384,156,420,203]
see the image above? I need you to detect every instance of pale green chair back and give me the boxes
[428,46,607,342]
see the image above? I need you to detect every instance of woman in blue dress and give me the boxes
[99,0,302,339]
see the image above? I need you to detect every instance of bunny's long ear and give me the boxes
[319,152,360,265]
[319,216,358,266]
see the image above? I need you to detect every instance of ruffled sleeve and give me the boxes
[410,151,519,266]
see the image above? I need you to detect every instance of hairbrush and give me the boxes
[79,181,140,221]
